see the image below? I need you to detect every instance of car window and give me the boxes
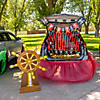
[8,33,16,40]
[0,33,8,41]
[0,34,4,41]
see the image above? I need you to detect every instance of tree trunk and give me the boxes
[0,0,8,22]
[85,26,89,34]
[15,29,17,36]
[95,24,99,37]
[84,24,89,34]
[48,0,53,15]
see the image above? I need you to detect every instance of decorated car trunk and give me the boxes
[37,14,99,82]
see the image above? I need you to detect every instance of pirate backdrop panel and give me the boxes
[37,14,99,82]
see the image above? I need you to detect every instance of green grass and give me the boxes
[81,33,100,51]
[18,33,100,51]
[19,34,46,50]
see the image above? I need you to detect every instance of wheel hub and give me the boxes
[26,59,33,65]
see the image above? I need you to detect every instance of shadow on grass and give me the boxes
[82,33,100,38]
[84,39,100,44]
[22,35,45,38]
[87,46,99,51]
[82,36,95,38]
[24,39,43,42]
[26,43,41,46]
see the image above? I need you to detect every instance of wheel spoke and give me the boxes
[21,57,26,61]
[31,63,37,66]
[21,62,27,65]
[38,66,46,71]
[30,54,34,59]
[26,53,29,59]
[24,64,28,69]
[39,66,42,69]
[32,59,37,62]
[10,64,18,68]
[29,64,33,70]
[11,52,19,57]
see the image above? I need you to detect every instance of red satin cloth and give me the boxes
[37,53,99,82]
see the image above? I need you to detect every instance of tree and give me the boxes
[90,0,100,37]
[7,0,26,35]
[33,0,66,20]
[67,0,92,34]
[7,0,34,35]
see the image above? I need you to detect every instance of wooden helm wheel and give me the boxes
[17,50,40,73]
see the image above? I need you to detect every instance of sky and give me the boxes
[61,0,82,16]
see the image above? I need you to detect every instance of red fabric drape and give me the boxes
[37,53,99,82]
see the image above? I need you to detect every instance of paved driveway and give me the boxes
[0,57,100,100]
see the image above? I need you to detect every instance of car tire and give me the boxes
[0,59,7,75]
[6,52,8,67]
[0,60,3,74]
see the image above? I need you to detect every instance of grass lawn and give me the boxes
[18,33,100,51]
[19,34,46,51]
[81,33,100,51]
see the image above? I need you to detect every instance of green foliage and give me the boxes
[67,0,92,22]
[33,0,66,20]
[6,0,27,31]
[3,0,37,34]
[23,19,45,31]
[89,0,100,37]
[0,0,3,10]
[90,0,100,23]
[0,0,99,36]
[67,0,100,36]
[90,0,100,32]
[0,0,66,32]
[0,0,8,26]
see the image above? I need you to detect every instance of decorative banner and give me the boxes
[65,26,70,33]
[41,16,48,25]
[47,17,86,33]
[77,17,86,26]
[69,25,74,32]
[61,27,65,32]
[56,27,61,33]
[53,26,57,31]
[72,23,79,29]
[48,24,54,31]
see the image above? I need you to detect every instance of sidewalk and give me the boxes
[0,52,100,100]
